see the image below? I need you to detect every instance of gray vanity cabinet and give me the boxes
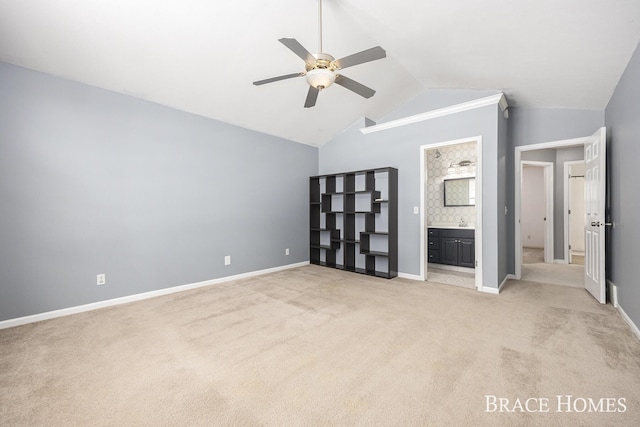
[429,228,475,268]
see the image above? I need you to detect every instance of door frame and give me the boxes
[564,160,586,264]
[420,136,483,291]
[521,161,554,263]
[514,136,590,279]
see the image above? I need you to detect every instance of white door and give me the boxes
[584,127,606,303]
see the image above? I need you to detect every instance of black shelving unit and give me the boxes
[309,167,398,279]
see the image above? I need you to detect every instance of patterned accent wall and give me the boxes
[426,141,477,226]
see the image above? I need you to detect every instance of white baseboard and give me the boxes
[499,274,516,292]
[616,303,640,342]
[398,272,423,281]
[479,286,499,295]
[554,259,569,265]
[0,261,310,330]
[478,274,514,295]
[609,281,640,342]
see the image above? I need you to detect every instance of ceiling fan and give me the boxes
[253,0,386,108]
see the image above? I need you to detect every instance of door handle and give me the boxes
[591,221,614,227]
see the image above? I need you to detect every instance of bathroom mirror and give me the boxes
[444,177,476,206]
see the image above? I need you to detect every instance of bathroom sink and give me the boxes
[428,224,475,230]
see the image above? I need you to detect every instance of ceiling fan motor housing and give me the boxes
[306,53,337,89]
[306,53,336,70]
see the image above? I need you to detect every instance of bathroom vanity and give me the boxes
[427,227,475,268]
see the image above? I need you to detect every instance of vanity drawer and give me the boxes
[428,249,440,263]
[428,228,439,237]
[440,228,474,239]
[428,235,440,248]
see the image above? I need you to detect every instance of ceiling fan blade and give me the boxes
[304,86,320,108]
[333,46,386,70]
[279,38,316,64]
[253,72,304,86]
[335,75,376,99]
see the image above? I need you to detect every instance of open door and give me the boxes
[584,127,606,303]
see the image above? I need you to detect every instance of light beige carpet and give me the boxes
[521,263,585,288]
[523,247,545,264]
[2,265,640,426]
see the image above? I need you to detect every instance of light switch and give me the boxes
[413,206,419,214]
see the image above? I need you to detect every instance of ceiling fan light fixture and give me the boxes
[306,68,336,90]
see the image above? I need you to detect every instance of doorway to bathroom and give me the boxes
[420,136,483,291]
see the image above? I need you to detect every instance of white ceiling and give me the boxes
[1,0,639,147]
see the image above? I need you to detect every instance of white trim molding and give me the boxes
[398,272,423,281]
[609,281,640,342]
[360,93,507,135]
[500,274,516,292]
[419,136,483,293]
[476,273,514,295]
[0,261,310,330]
[514,136,590,280]
[617,305,640,342]
[479,286,500,295]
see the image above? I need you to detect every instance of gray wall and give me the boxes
[0,62,318,321]
[319,90,504,289]
[380,89,502,123]
[521,146,584,259]
[498,108,509,283]
[506,107,605,273]
[605,41,640,327]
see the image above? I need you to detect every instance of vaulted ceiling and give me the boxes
[1,0,639,146]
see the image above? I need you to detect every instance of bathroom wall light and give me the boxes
[447,160,475,175]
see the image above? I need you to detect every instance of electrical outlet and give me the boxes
[285,248,290,256]
[224,255,231,266]
[97,274,106,286]
[413,206,419,214]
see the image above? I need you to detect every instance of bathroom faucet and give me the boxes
[459,218,467,227]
